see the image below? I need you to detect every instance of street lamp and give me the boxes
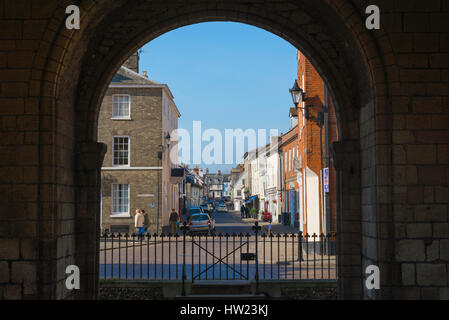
[289,79,303,107]
[289,80,310,120]
[164,132,171,149]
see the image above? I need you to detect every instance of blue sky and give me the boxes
[139,22,297,173]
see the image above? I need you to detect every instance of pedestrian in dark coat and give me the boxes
[244,205,249,218]
[169,208,179,235]
[240,205,245,218]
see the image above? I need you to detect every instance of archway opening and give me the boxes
[95,22,340,295]
[49,1,384,300]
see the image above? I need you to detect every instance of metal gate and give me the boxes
[99,221,337,291]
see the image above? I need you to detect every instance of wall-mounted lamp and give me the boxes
[164,132,171,149]
[289,79,304,107]
[289,80,312,120]
[289,80,323,125]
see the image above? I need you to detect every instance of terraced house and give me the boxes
[98,53,181,234]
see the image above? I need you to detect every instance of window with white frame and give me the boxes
[112,184,129,215]
[112,95,131,119]
[113,136,130,166]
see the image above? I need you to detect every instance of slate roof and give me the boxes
[111,66,159,85]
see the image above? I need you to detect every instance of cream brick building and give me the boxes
[98,56,180,234]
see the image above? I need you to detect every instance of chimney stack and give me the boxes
[123,51,139,73]
[218,170,221,176]
[206,168,209,174]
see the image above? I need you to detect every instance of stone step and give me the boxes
[191,281,252,295]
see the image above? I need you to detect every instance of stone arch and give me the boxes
[35,0,393,299]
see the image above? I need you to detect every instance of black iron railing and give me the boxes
[99,222,337,286]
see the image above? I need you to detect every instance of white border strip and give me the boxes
[102,167,163,170]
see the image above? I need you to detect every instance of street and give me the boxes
[184,209,300,236]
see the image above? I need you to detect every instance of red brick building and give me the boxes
[282,51,339,236]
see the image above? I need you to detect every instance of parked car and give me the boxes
[188,213,216,235]
[183,207,203,222]
[263,211,272,222]
[188,207,203,214]
[199,203,210,213]
[217,204,228,212]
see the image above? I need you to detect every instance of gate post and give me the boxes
[298,231,304,261]
[252,221,261,294]
[180,222,189,296]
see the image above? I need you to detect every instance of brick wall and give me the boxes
[296,52,339,236]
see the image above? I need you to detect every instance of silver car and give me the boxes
[188,213,216,235]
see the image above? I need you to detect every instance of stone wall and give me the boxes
[98,87,163,167]
[101,170,161,234]
[98,280,337,300]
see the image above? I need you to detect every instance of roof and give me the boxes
[290,107,298,117]
[110,66,181,118]
[112,66,159,85]
[280,125,298,147]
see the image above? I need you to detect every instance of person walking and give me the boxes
[142,209,149,235]
[267,216,272,236]
[169,208,179,235]
[134,209,144,240]
[244,205,249,218]
[240,204,245,219]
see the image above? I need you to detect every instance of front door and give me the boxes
[288,190,295,227]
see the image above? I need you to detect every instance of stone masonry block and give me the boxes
[441,240,449,261]
[416,264,447,286]
[396,240,425,261]
[407,223,432,238]
[421,287,441,299]
[3,285,21,300]
[441,288,449,300]
[0,262,9,283]
[401,263,415,286]
[407,145,436,164]
[414,205,447,222]
[20,239,37,260]
[426,240,439,261]
[0,239,19,260]
[11,261,36,284]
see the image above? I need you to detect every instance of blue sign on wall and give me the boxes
[324,168,329,193]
